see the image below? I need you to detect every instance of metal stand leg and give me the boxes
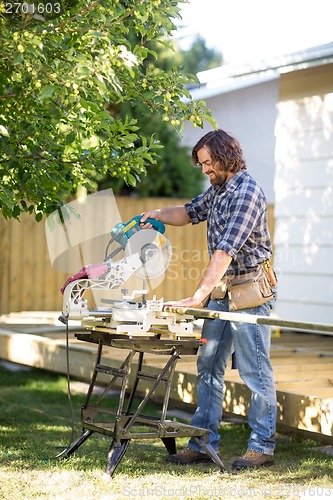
[64,342,105,458]
[105,439,131,477]
[65,429,94,458]
[62,341,134,460]
[194,437,227,472]
[161,437,177,455]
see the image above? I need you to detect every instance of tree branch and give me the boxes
[54,1,134,30]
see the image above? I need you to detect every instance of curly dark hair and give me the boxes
[192,129,247,173]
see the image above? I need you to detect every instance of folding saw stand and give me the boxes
[63,328,227,477]
[59,216,226,476]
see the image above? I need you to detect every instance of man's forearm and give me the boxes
[192,249,232,303]
[141,206,190,226]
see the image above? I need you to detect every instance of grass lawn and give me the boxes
[0,363,332,500]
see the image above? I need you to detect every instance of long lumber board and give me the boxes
[163,306,333,335]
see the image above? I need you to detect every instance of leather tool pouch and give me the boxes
[211,281,228,300]
[211,264,277,311]
[200,293,212,308]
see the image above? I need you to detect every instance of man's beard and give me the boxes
[208,169,229,186]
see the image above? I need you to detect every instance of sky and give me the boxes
[175,0,333,65]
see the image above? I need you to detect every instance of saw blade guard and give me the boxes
[124,228,172,280]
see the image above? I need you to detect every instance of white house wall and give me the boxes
[274,93,333,324]
[181,53,333,328]
[181,79,279,204]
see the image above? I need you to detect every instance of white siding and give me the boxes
[274,93,333,324]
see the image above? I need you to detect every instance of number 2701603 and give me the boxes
[5,2,61,14]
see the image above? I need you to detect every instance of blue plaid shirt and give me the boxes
[185,170,272,274]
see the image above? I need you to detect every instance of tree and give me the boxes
[101,33,223,198]
[0,0,216,220]
[177,34,223,75]
[99,100,204,198]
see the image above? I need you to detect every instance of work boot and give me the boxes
[165,447,213,464]
[232,449,274,471]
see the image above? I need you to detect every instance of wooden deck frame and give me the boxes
[0,321,332,441]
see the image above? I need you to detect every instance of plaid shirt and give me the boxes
[185,170,272,274]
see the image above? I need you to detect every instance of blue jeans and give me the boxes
[189,296,277,455]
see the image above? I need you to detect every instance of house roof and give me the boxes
[188,43,333,100]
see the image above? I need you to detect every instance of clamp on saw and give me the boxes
[60,215,195,338]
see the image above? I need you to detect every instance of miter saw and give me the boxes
[60,215,195,338]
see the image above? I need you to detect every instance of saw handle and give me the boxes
[128,215,165,234]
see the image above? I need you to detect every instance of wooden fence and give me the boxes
[0,197,274,315]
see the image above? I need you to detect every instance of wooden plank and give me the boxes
[271,348,333,357]
[224,383,333,438]
[284,388,333,398]
[275,379,333,389]
[270,343,333,355]
[274,352,333,360]
[227,372,331,384]
[271,332,333,343]
[270,356,333,365]
[0,329,126,388]
[0,218,10,313]
[272,360,333,369]
[163,306,333,334]
[25,214,44,311]
[8,219,23,312]
[273,372,332,382]
[274,332,333,346]
[43,215,59,312]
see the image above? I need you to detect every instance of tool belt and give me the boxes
[211,261,277,311]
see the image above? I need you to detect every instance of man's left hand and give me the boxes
[164,297,201,308]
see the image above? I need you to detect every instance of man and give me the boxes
[140,129,277,471]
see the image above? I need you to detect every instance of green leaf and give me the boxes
[13,52,24,64]
[126,173,137,187]
[39,86,54,101]
[13,205,21,218]
[65,132,76,145]
[0,125,9,137]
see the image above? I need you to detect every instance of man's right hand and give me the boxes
[139,206,190,227]
[139,210,159,228]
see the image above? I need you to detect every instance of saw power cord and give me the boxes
[8,316,78,464]
[43,314,77,461]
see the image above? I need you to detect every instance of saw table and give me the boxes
[58,215,228,476]
[64,327,226,477]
